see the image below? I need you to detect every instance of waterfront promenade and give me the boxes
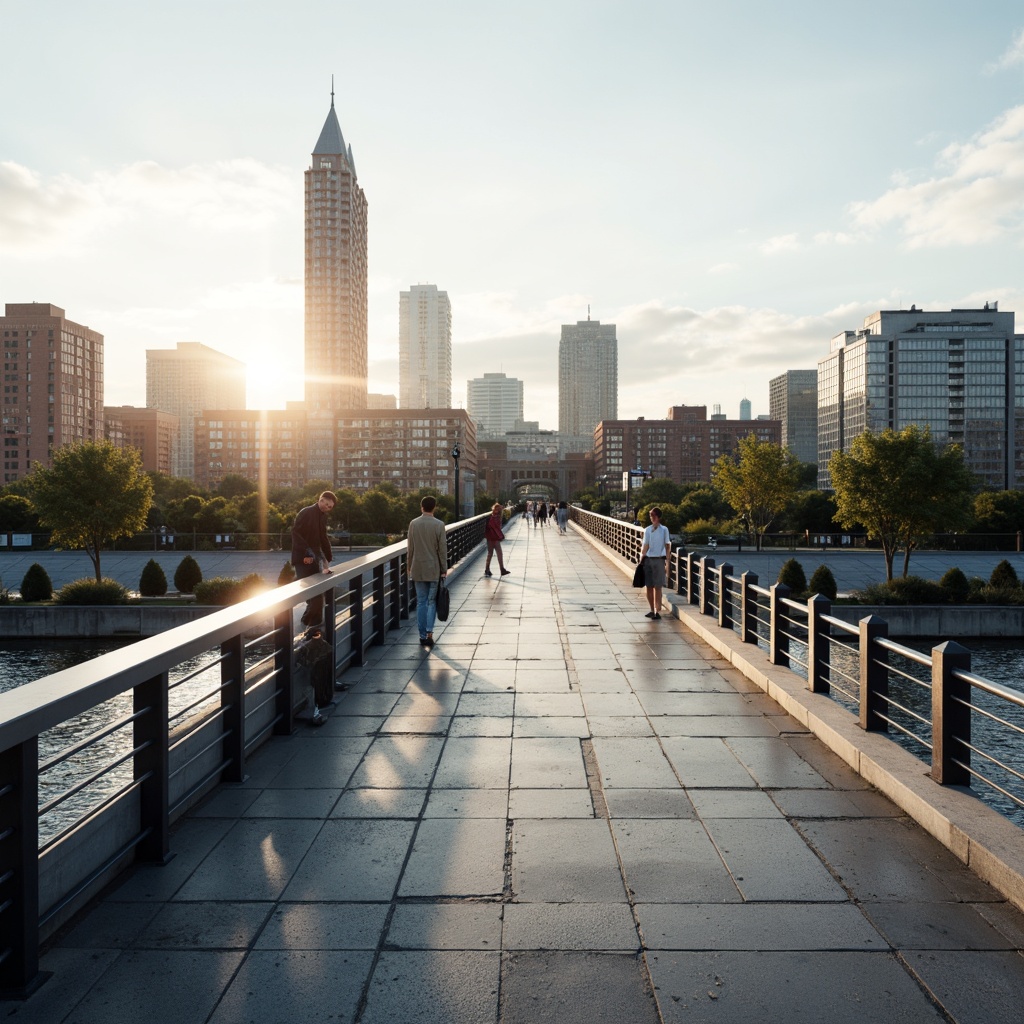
[4,518,1024,1022]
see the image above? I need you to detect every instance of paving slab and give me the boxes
[254,902,389,950]
[387,902,503,950]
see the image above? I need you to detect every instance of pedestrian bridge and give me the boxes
[3,515,1024,1023]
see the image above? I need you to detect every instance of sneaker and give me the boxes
[644,611,656,618]
[653,613,662,620]
[484,569,493,577]
[419,635,429,644]
[425,634,435,648]
[312,708,325,727]
[500,569,511,576]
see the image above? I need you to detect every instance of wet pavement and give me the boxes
[5,517,1024,1023]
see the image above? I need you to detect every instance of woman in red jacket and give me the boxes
[484,503,511,577]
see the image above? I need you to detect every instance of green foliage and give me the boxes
[174,555,203,594]
[278,560,296,585]
[830,425,973,582]
[857,576,949,605]
[0,577,10,604]
[139,559,168,597]
[972,490,1024,534]
[777,558,807,595]
[0,493,39,532]
[712,434,801,550]
[781,491,838,534]
[636,503,681,532]
[633,478,685,507]
[29,440,153,582]
[681,517,725,544]
[193,573,268,606]
[216,474,257,498]
[55,578,130,605]
[676,485,731,528]
[808,564,838,600]
[20,563,53,602]
[939,567,970,603]
[989,559,1019,589]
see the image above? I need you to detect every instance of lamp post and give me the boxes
[451,442,461,521]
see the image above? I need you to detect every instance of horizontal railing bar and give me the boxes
[168,759,233,819]
[951,761,1024,810]
[38,743,147,818]
[874,714,932,750]
[821,614,859,635]
[955,671,1024,709]
[953,696,1024,737]
[955,740,1024,786]
[167,684,230,726]
[168,652,228,692]
[876,637,931,666]
[875,694,930,727]
[168,706,230,755]
[168,729,232,781]
[38,776,147,856]
[38,707,147,775]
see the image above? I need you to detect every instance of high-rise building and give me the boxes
[194,407,308,491]
[739,398,752,421]
[146,342,245,480]
[367,393,397,409]
[769,370,818,465]
[305,91,369,480]
[467,371,524,440]
[817,305,1024,489]
[1,303,103,484]
[400,285,451,409]
[105,406,178,476]
[558,317,617,453]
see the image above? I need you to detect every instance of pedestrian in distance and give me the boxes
[291,490,336,630]
[640,506,671,620]
[407,495,448,648]
[484,502,511,577]
[556,500,569,534]
[538,502,549,528]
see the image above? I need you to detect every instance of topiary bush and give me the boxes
[139,559,168,597]
[808,564,838,601]
[55,578,130,605]
[777,558,807,596]
[193,573,268,606]
[939,566,969,603]
[174,555,202,594]
[989,559,1019,589]
[20,562,53,602]
[278,560,296,586]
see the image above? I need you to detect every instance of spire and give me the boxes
[313,81,347,157]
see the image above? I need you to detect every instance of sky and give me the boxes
[4,1,1024,428]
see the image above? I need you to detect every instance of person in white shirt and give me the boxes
[640,506,671,620]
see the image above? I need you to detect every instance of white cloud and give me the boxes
[848,104,1024,246]
[759,233,801,255]
[707,262,739,274]
[986,28,1024,73]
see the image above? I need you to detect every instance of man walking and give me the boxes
[291,490,337,628]
[640,506,671,620]
[407,495,448,648]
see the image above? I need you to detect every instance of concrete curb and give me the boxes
[572,524,1024,913]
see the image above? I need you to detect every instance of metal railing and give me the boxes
[0,513,488,997]
[571,507,1024,827]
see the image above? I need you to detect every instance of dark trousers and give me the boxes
[295,560,323,626]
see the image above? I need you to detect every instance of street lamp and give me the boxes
[451,441,462,521]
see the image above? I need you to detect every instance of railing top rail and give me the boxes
[0,514,487,753]
[821,614,859,635]
[955,669,1024,709]
[876,636,932,667]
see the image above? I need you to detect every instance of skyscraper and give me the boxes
[1,303,103,484]
[304,90,368,480]
[817,305,1024,489]
[399,285,451,409]
[739,398,752,421]
[467,371,524,439]
[558,317,617,453]
[146,342,245,480]
[769,370,818,465]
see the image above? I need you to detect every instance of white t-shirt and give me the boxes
[643,523,671,558]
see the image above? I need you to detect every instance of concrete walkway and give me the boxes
[6,518,1024,1023]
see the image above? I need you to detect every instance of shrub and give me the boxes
[989,559,1019,589]
[174,555,203,594]
[193,573,268,606]
[939,566,969,603]
[857,576,947,605]
[20,562,53,602]
[278,560,296,585]
[808,564,838,601]
[777,558,807,595]
[55,578,130,605]
[139,559,168,597]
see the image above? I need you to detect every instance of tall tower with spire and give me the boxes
[304,87,368,477]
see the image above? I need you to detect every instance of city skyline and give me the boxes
[4,3,1024,429]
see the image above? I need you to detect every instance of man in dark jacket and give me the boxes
[291,491,337,627]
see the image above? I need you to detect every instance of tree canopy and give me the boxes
[31,440,153,581]
[711,434,801,550]
[829,425,973,580]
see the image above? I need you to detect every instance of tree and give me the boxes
[829,425,973,581]
[217,473,257,499]
[0,493,39,533]
[711,434,801,550]
[30,441,153,581]
[972,490,1024,535]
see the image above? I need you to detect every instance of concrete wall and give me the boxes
[828,604,1024,638]
[0,605,214,639]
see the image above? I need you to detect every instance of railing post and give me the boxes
[389,556,402,628]
[739,571,758,644]
[372,564,386,645]
[399,555,410,621]
[672,549,683,595]
[699,557,716,615]
[769,583,791,666]
[806,594,831,693]
[134,672,171,863]
[0,738,43,998]
[273,609,294,736]
[349,573,365,668]
[931,641,972,786]
[220,635,246,783]
[684,552,696,603]
[859,615,889,732]
[718,563,733,629]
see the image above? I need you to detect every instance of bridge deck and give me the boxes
[7,518,1024,1023]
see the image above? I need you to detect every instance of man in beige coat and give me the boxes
[407,495,448,647]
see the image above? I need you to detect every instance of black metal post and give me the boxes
[451,442,461,521]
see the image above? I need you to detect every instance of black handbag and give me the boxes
[435,575,450,621]
[632,559,646,588]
